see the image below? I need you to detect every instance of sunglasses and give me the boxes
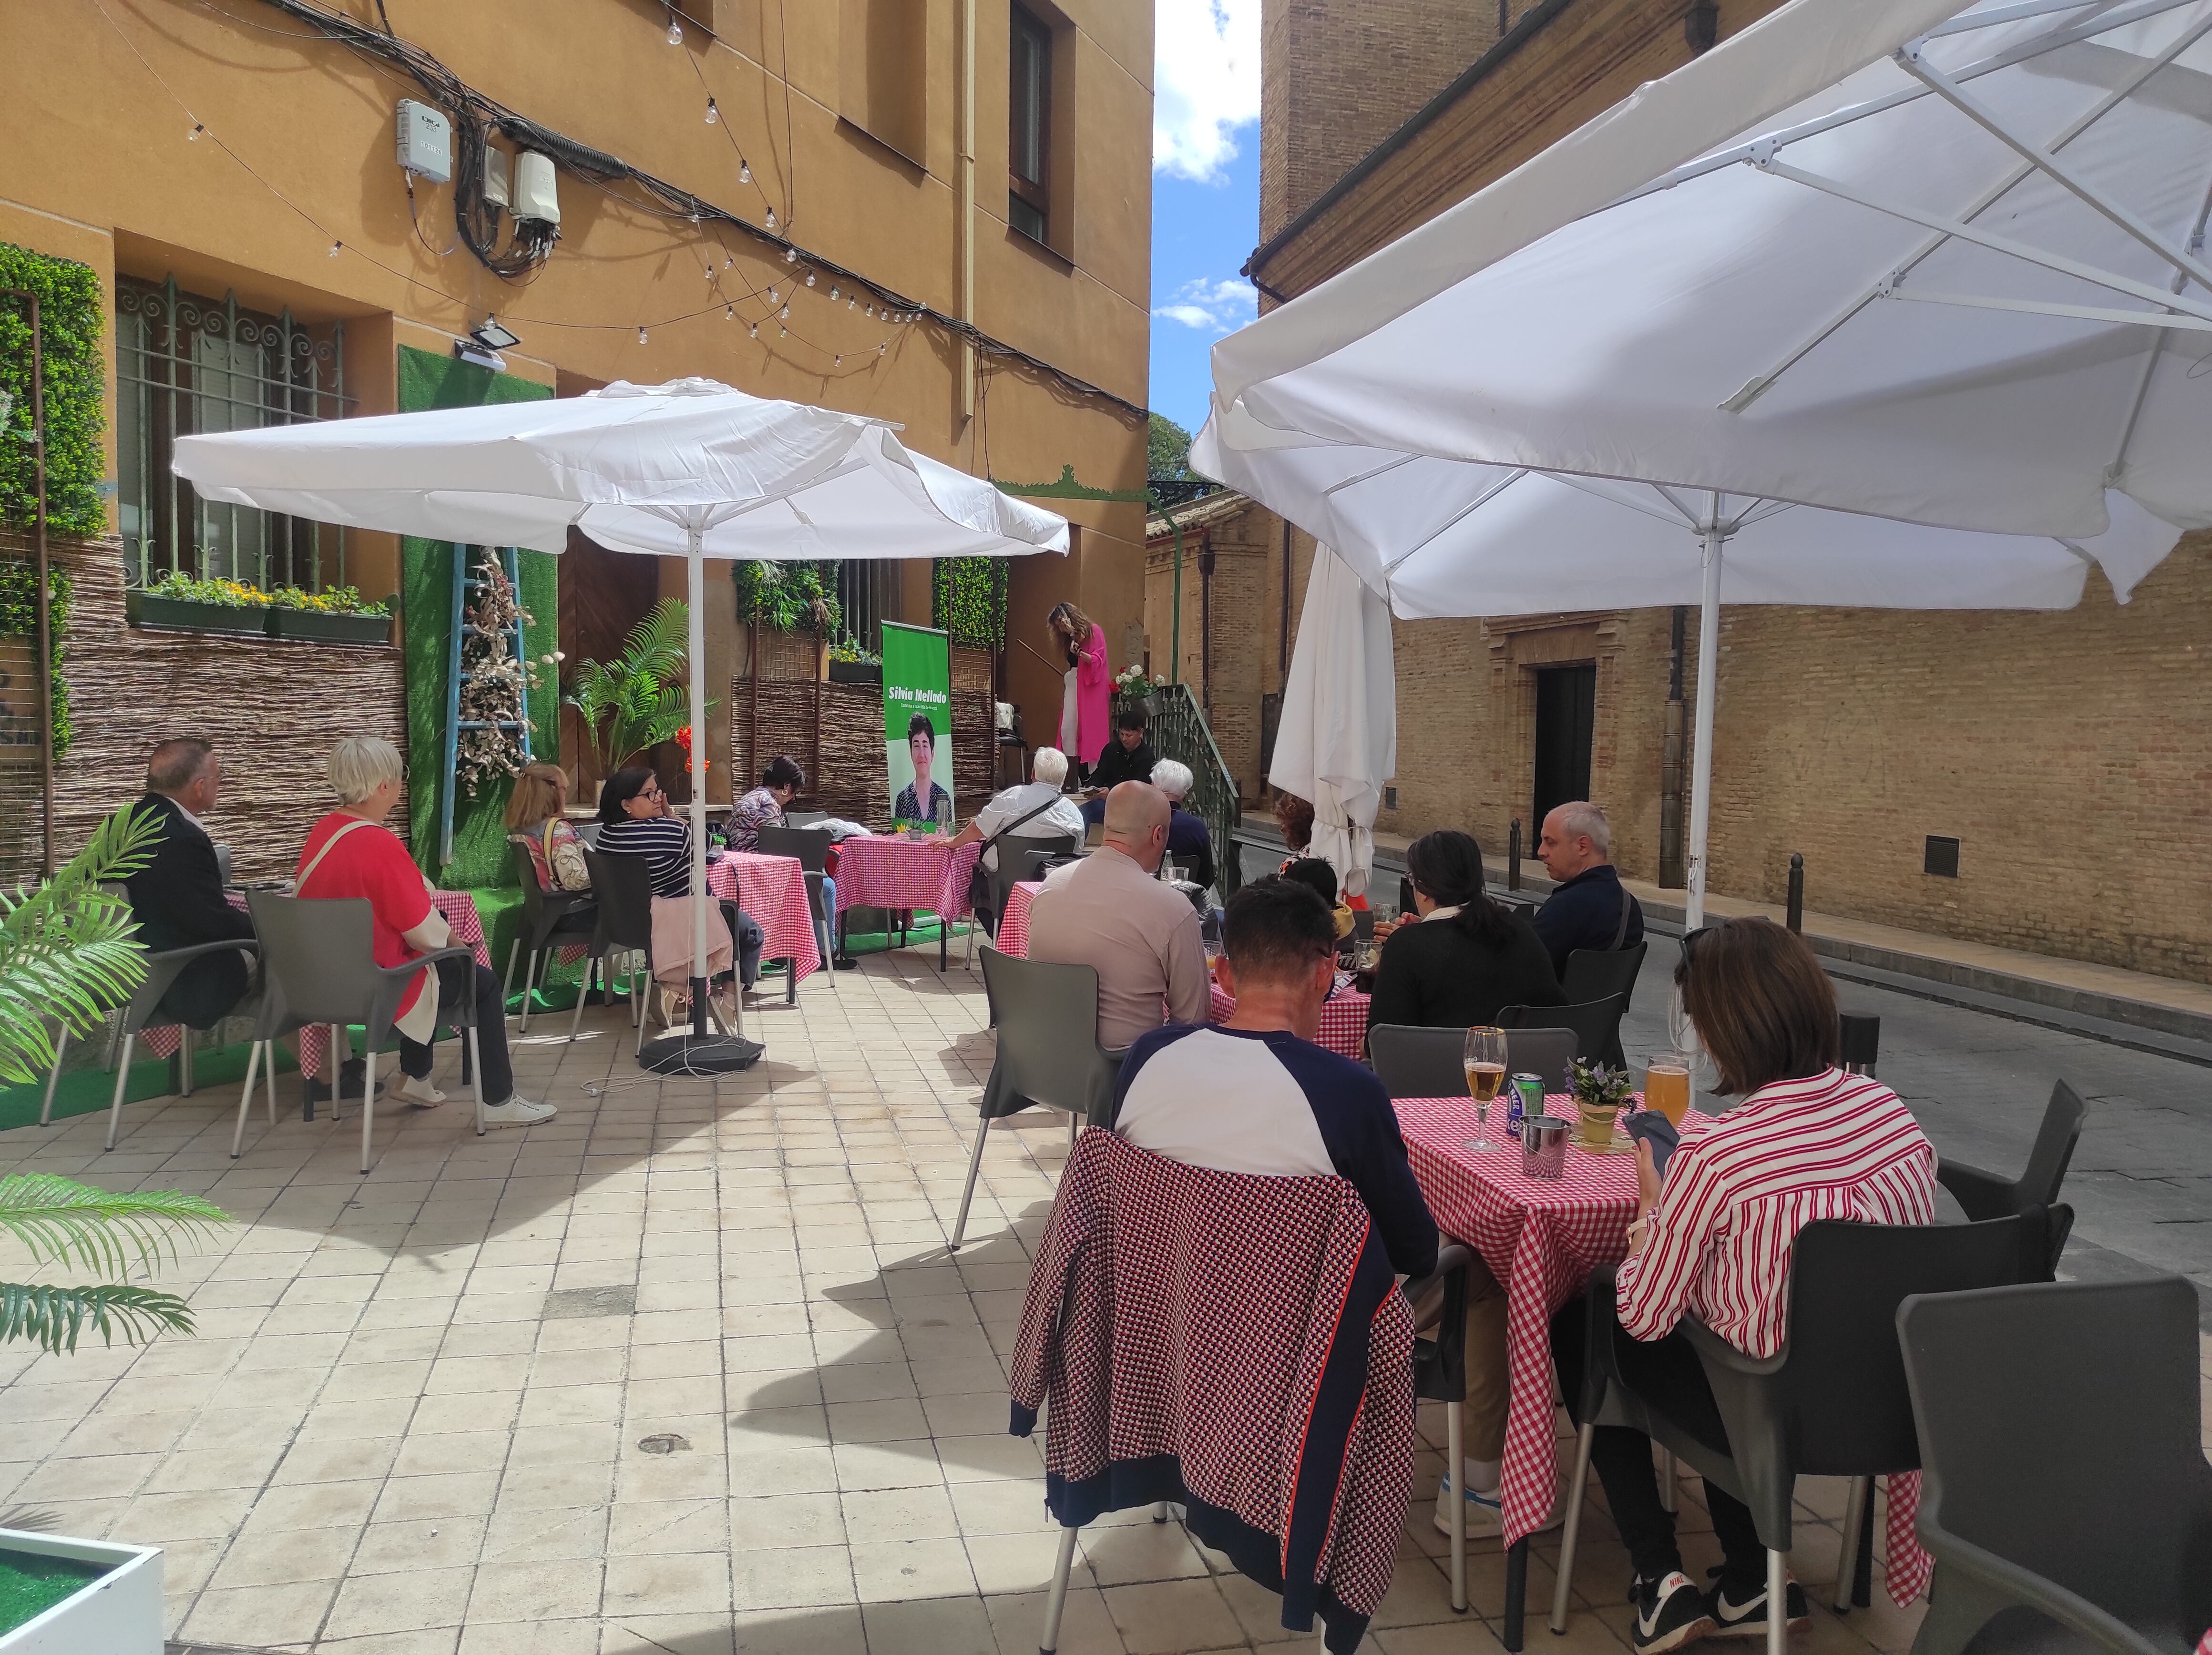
[1678,918,1731,965]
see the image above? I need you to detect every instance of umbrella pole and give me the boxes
[640,520,762,1075]
[1684,524,1723,930]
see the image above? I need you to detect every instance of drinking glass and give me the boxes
[1644,1052,1692,1127]
[1463,1025,1507,1151]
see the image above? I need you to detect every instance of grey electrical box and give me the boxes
[512,152,560,225]
[482,147,510,209]
[395,99,451,184]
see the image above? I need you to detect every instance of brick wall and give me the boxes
[8,531,408,883]
[1259,0,1504,243]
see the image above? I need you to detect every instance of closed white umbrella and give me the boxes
[175,377,1067,1072]
[1269,542,1396,900]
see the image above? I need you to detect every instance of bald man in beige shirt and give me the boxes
[1026,781,1211,1050]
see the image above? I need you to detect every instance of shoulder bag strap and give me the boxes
[1611,878,1634,950]
[297,817,372,889]
[981,796,1063,858]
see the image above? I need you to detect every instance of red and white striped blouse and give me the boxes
[1615,1067,1936,1357]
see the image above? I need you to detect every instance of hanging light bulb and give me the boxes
[779,326,787,337]
[328,240,342,257]
[778,305,789,321]
[783,246,797,264]
[865,305,876,319]
[666,13,683,44]
[829,286,840,302]
[847,298,856,311]
[765,209,778,230]
[705,96,719,124]
[805,271,816,287]
[188,121,205,141]
[638,326,648,344]
[749,322,758,338]
[724,255,734,268]
[725,304,735,321]
[767,286,778,305]
[878,342,887,356]
[739,158,751,184]
[833,354,841,367]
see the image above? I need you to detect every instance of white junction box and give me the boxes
[0,1528,164,1654]
[482,146,511,208]
[512,152,560,225]
[395,98,452,184]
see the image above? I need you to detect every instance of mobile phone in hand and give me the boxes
[1623,1110,1680,1181]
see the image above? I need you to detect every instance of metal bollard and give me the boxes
[1508,818,1523,890]
[1838,1011,1880,1075]
[1786,852,1804,934]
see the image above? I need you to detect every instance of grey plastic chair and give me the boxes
[784,809,829,827]
[1498,993,1630,1068]
[952,947,1127,1251]
[57,938,266,1149]
[978,830,1078,952]
[1937,1078,2086,1275]
[504,838,597,1035]
[1562,940,1649,1067]
[1366,1023,1576,1098]
[1552,1212,2049,1655]
[1899,1277,2212,1655]
[240,892,485,1173]
[753,824,835,998]
[578,846,740,1051]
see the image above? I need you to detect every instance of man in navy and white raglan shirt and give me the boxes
[1114,877,1438,1281]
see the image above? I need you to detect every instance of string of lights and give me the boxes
[227,0,1144,420]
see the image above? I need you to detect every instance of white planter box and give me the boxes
[0,1528,163,1655]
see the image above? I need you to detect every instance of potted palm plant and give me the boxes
[563,600,714,773]
[0,805,229,1654]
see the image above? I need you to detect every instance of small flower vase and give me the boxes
[1574,1096,1621,1148]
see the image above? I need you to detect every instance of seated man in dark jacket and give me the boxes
[123,739,257,1028]
[1532,801,1644,979]
[1082,704,1159,797]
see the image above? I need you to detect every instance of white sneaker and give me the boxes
[479,1096,556,1127]
[384,1074,447,1109]
[1433,1469,1505,1537]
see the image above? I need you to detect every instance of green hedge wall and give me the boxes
[932,557,1005,650]
[0,245,106,538]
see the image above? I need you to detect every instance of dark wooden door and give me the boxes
[558,527,665,799]
[1532,663,1596,833]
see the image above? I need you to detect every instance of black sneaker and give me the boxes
[1706,1571,1809,1639]
[1632,1570,1716,1654]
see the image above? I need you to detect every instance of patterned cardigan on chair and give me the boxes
[1008,1129,1417,1655]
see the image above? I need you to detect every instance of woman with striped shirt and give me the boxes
[1551,918,1936,1653]
[595,766,764,1012]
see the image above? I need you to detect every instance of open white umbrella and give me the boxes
[1197,424,2177,920]
[1268,542,1396,900]
[175,377,1067,1072]
[1202,0,2212,924]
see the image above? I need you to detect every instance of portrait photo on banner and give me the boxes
[883,621,953,829]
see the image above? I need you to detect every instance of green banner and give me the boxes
[883,621,952,829]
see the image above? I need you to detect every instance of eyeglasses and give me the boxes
[1679,919,1730,966]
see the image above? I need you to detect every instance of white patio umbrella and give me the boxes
[1202,0,2212,924]
[1196,423,2178,921]
[1268,542,1396,900]
[175,378,1068,1072]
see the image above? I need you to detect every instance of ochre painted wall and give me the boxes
[0,0,1151,805]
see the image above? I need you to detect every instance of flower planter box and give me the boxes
[123,591,266,635]
[266,608,392,646]
[0,1529,162,1654]
[827,660,882,686]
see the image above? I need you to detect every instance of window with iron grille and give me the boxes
[115,276,352,591]
[837,558,903,653]
[1008,4,1052,245]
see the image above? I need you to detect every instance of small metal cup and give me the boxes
[1521,1114,1571,1180]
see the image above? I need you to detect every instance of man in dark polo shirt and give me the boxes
[1532,801,1644,979]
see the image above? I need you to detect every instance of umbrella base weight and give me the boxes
[638,1033,764,1075]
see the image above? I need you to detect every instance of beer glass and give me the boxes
[1644,1052,1692,1127]
[1463,1026,1507,1151]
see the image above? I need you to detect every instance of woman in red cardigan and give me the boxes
[1047,601,1110,780]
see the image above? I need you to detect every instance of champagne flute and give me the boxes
[1463,1025,1507,1152]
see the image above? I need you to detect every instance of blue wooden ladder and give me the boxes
[439,544,533,866]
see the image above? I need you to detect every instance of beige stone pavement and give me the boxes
[0,942,2169,1655]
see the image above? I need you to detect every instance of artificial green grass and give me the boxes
[0,1548,102,1635]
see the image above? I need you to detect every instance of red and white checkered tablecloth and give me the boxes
[993,880,1045,958]
[1394,1094,1703,1544]
[707,852,819,982]
[143,891,492,1079]
[831,833,982,923]
[1208,978,1370,1061]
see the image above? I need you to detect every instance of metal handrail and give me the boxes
[1144,680,1241,894]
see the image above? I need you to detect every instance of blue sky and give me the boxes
[1149,0,1260,443]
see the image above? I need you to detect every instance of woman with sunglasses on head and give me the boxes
[595,766,765,1021]
[1549,917,1936,1653]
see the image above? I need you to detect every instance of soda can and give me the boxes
[1507,1073,1543,1141]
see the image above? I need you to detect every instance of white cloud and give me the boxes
[1155,0,1260,184]
[1153,277,1258,333]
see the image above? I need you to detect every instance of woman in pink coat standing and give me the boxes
[1047,601,1110,779]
